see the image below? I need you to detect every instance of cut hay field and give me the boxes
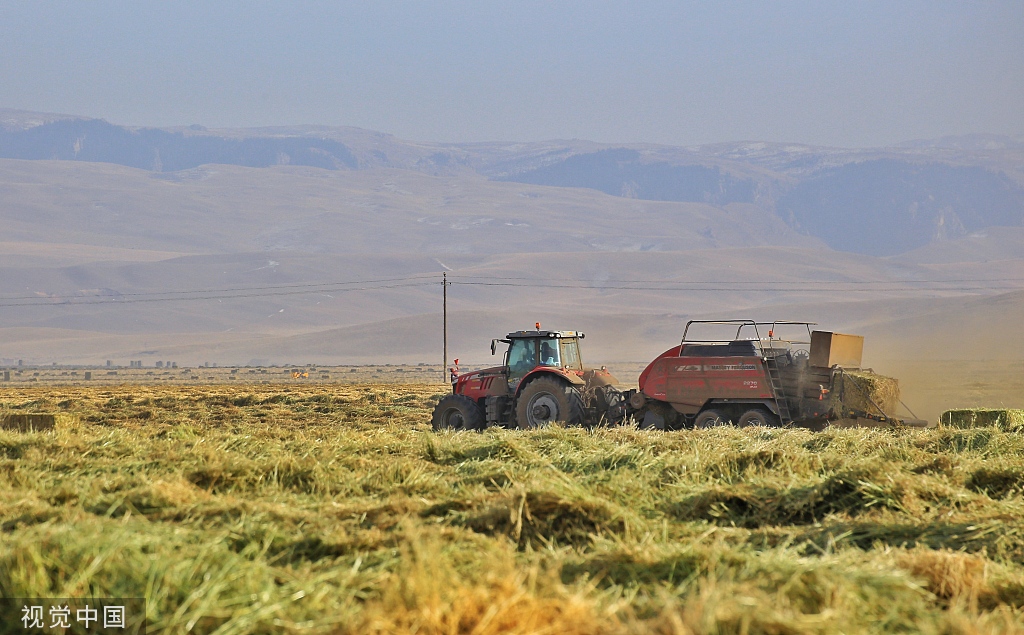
[2,383,1024,634]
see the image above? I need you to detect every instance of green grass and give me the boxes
[2,383,1024,634]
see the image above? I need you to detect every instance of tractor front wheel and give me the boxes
[515,377,584,429]
[431,394,484,431]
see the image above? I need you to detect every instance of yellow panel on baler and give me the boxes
[809,331,864,368]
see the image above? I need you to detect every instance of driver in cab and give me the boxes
[540,341,560,367]
[509,344,535,375]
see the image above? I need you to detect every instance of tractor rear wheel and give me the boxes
[694,409,730,428]
[515,377,584,429]
[432,394,484,431]
[737,408,779,428]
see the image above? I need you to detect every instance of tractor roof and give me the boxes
[506,330,584,339]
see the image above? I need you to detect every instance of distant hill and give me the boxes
[776,159,1024,256]
[0,159,817,255]
[1,109,1023,258]
[497,148,757,205]
[0,118,357,172]
[898,133,1024,151]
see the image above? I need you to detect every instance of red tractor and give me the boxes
[431,326,620,430]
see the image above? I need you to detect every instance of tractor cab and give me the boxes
[496,329,585,388]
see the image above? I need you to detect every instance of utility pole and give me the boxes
[442,271,447,383]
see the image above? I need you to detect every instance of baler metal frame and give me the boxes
[680,320,816,349]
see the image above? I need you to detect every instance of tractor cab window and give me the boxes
[539,339,561,367]
[559,339,582,369]
[507,339,538,379]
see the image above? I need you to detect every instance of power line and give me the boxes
[7,271,1022,304]
[451,273,1024,285]
[448,280,1024,292]
[0,273,440,302]
[1,270,1021,309]
[0,281,438,308]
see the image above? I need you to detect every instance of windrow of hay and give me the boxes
[831,370,901,416]
[941,409,1024,431]
[423,484,635,549]
[670,467,907,527]
[966,467,1024,499]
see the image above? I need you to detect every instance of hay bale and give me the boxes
[940,409,1024,431]
[1,413,56,431]
[831,370,900,416]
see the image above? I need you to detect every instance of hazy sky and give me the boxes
[1,1,1021,147]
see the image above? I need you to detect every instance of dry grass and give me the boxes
[2,382,1024,634]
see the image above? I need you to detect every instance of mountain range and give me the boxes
[3,108,1023,257]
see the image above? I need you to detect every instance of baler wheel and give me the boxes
[737,408,779,428]
[515,377,584,429]
[432,394,485,431]
[694,409,730,429]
